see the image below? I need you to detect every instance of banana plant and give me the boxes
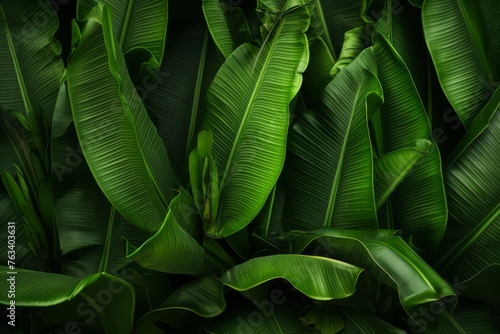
[1,0,499,333]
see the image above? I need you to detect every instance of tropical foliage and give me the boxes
[1,0,499,333]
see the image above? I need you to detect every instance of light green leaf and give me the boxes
[126,189,205,274]
[221,254,363,300]
[203,6,310,237]
[67,5,178,232]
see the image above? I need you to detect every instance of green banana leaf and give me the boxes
[221,254,363,300]
[435,98,500,296]
[134,274,224,333]
[285,228,457,323]
[143,13,223,179]
[77,0,168,65]
[0,0,64,125]
[444,86,500,170]
[422,0,500,128]
[281,47,382,231]
[0,268,135,334]
[373,0,465,160]
[202,5,310,237]
[67,5,178,232]
[371,34,447,251]
[203,0,252,59]
[125,189,206,274]
[51,81,150,278]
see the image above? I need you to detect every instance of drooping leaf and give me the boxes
[67,5,178,232]
[202,5,310,237]
[281,47,382,232]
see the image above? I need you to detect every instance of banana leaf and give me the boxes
[51,81,151,278]
[371,34,447,251]
[435,94,500,299]
[125,189,206,274]
[281,47,382,231]
[422,0,500,128]
[0,268,135,334]
[67,5,178,232]
[0,0,64,125]
[202,5,310,237]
